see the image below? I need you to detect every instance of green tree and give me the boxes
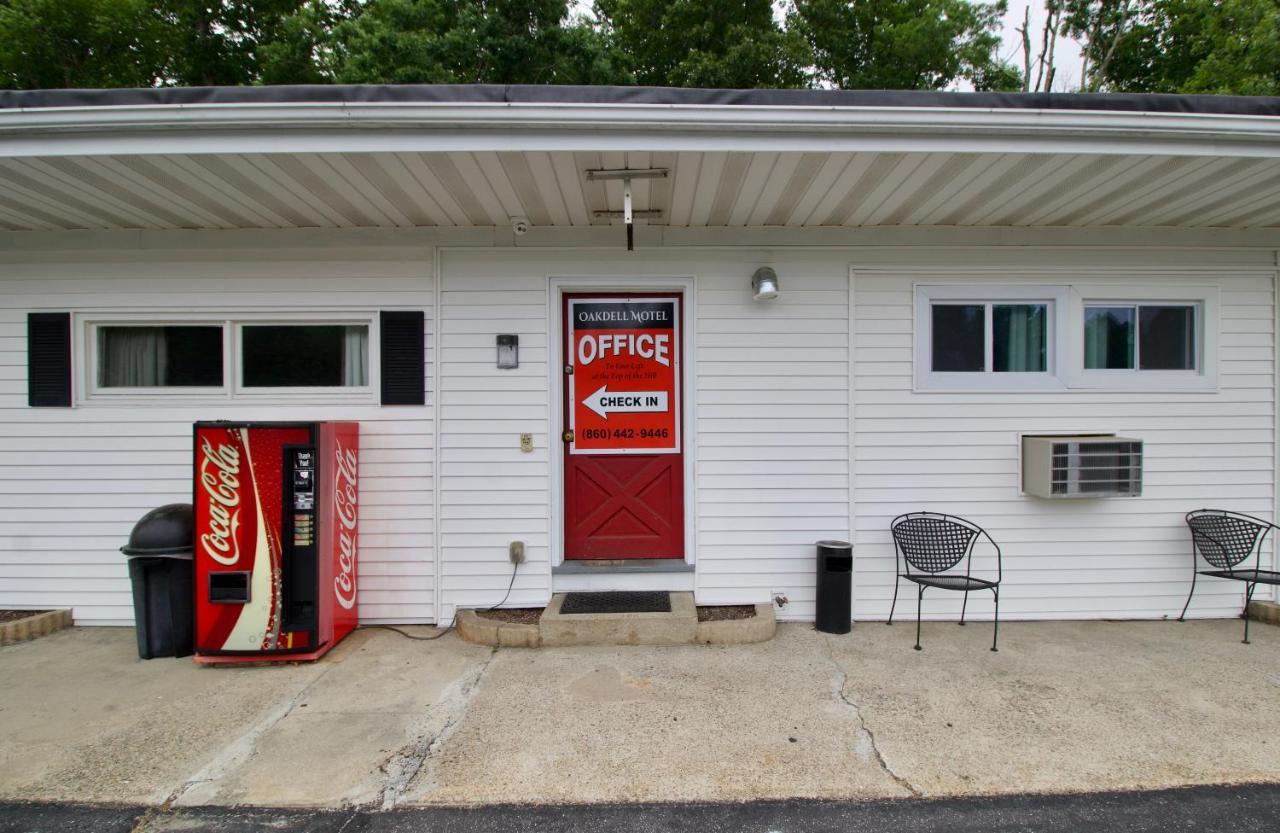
[258,0,359,84]
[333,0,624,85]
[790,0,1017,91]
[0,0,168,88]
[158,0,329,86]
[1059,0,1142,91]
[1084,0,1280,94]
[594,0,809,88]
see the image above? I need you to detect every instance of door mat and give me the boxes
[560,591,671,614]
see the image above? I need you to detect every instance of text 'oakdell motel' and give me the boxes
[2,85,1279,630]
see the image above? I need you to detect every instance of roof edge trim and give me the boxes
[2,84,1279,117]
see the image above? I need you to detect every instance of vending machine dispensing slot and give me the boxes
[208,571,250,604]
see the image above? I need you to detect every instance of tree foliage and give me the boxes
[2,0,1277,94]
[790,0,1019,91]
[1019,0,1280,95]
[332,0,622,85]
[157,0,323,86]
[0,0,168,88]
[594,0,807,89]
[1059,0,1142,92]
[1087,0,1280,95]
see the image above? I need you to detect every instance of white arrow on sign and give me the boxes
[582,385,669,420]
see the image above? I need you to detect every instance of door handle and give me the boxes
[562,430,574,442]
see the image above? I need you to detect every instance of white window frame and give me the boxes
[79,311,379,404]
[233,318,376,401]
[1067,284,1218,391]
[915,285,1069,391]
[84,314,231,401]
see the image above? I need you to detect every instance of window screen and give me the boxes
[1138,306,1195,370]
[1084,304,1195,371]
[98,326,223,388]
[931,304,985,372]
[992,304,1047,372]
[241,325,369,387]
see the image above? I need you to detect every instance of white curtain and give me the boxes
[997,305,1046,372]
[99,327,166,387]
[342,325,369,387]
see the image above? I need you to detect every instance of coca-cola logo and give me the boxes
[333,442,358,609]
[199,437,242,566]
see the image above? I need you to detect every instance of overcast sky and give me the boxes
[998,1,1086,91]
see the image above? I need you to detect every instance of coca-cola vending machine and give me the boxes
[193,421,358,664]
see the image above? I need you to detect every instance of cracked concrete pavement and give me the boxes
[0,619,1277,809]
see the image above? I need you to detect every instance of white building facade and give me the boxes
[1,87,1277,626]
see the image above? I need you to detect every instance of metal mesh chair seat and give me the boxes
[903,574,998,592]
[1180,509,1279,644]
[1199,569,1280,585]
[888,512,1002,652]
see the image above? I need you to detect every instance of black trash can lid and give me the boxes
[121,503,195,557]
[817,539,852,550]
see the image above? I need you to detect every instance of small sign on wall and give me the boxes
[568,297,680,455]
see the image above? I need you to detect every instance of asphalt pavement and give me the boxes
[2,784,1278,833]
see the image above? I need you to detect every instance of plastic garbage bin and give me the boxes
[121,504,195,659]
[815,539,853,635]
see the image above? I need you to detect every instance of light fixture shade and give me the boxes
[496,334,519,369]
[752,267,780,301]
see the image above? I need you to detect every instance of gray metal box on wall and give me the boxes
[1022,435,1143,498]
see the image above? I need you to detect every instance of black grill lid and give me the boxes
[121,503,195,557]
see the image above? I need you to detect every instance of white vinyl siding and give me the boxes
[693,263,850,619]
[854,258,1275,622]
[0,249,434,624]
[438,254,552,614]
[436,249,850,621]
[2,236,1275,627]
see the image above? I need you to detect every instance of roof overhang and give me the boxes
[0,86,1278,233]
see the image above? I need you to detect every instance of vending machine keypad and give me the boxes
[283,444,319,633]
[291,448,315,545]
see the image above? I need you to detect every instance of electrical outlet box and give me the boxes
[509,540,525,564]
[520,433,533,453]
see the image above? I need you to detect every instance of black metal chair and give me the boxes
[1179,509,1280,644]
[888,512,1002,652]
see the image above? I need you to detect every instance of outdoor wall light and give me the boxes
[496,334,519,369]
[752,267,780,301]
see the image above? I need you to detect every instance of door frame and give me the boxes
[548,275,697,570]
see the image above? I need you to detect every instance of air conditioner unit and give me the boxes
[1022,435,1143,498]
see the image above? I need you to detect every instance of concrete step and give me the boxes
[539,592,698,647]
[455,594,777,647]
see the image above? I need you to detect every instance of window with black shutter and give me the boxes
[28,312,71,407]
[380,310,425,405]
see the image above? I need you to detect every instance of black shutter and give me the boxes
[28,312,71,407]
[380,310,425,405]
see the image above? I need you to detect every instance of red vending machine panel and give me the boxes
[193,421,358,664]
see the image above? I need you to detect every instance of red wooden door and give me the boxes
[563,293,684,559]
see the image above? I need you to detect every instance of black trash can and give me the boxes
[121,504,195,659]
[815,539,853,635]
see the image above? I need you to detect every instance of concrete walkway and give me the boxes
[0,620,1277,809]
